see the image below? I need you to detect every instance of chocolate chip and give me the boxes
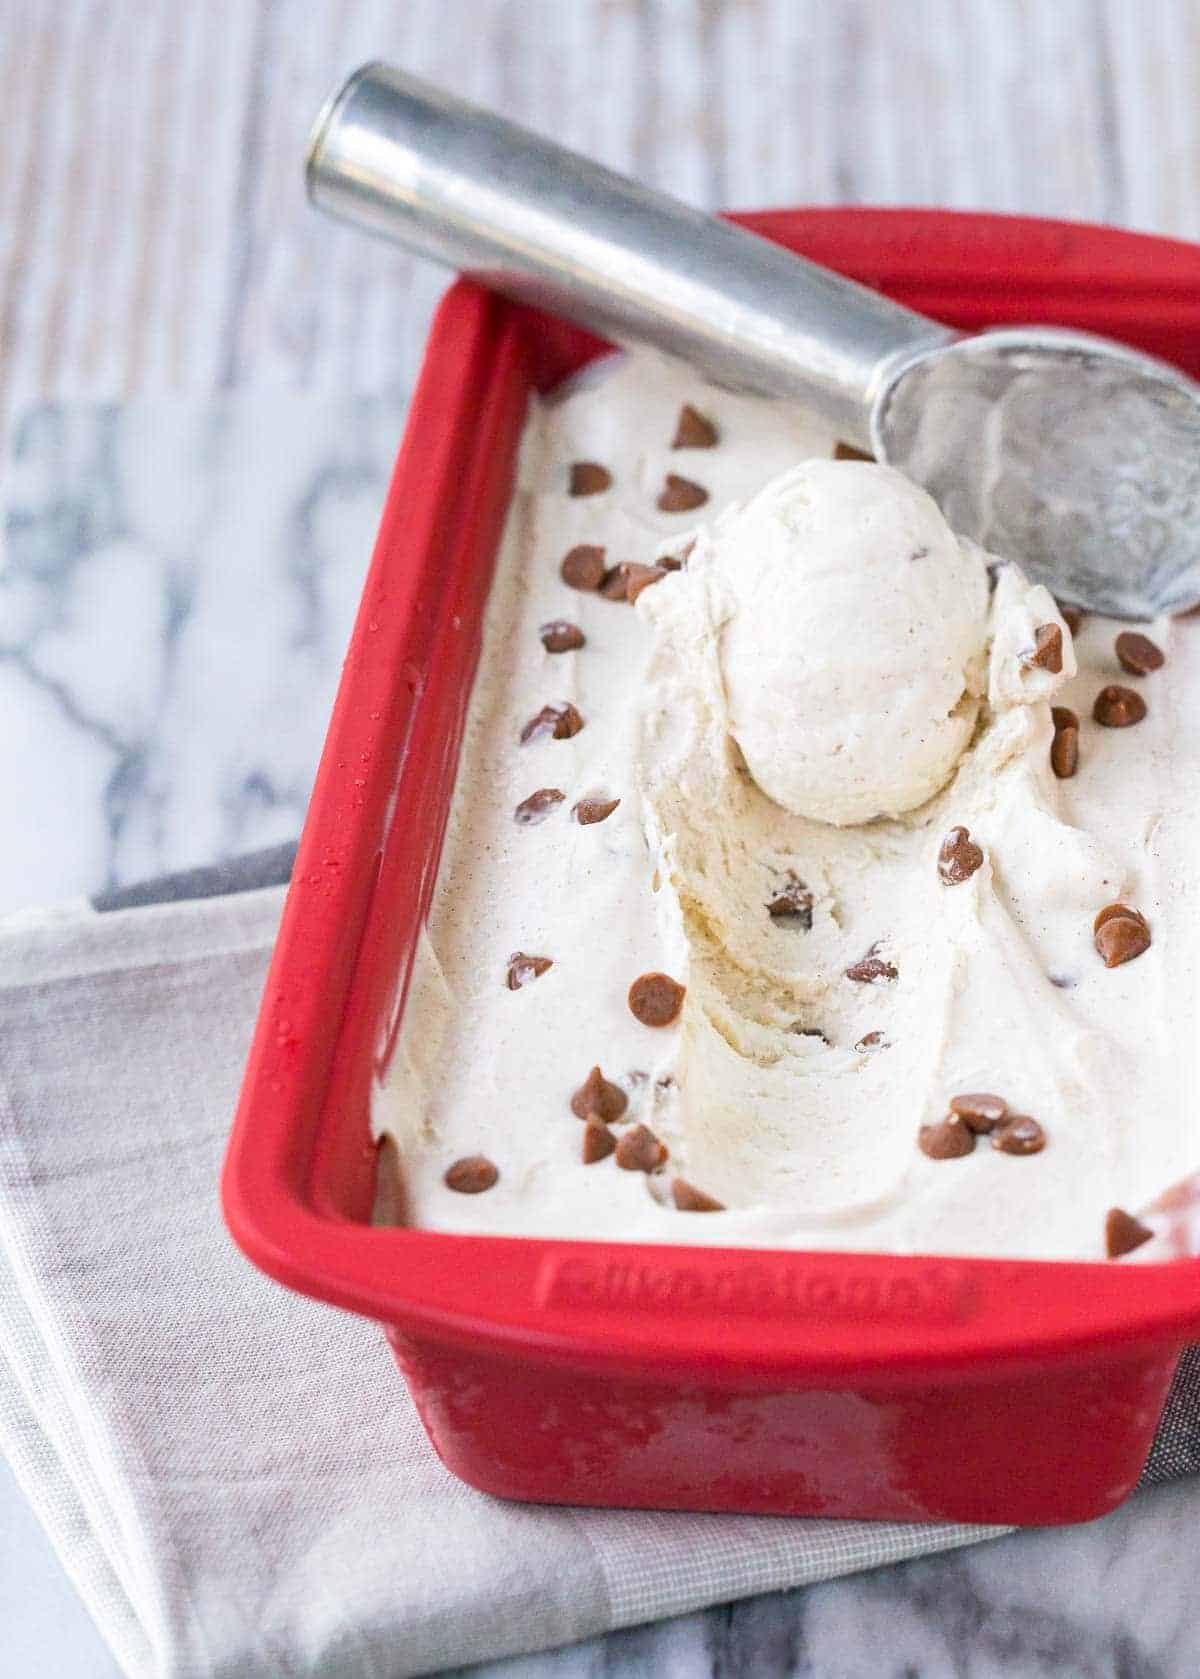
[1093,684,1147,727]
[948,1092,1008,1134]
[628,971,686,1027]
[855,1031,889,1052]
[1093,902,1149,935]
[1051,705,1079,732]
[599,566,631,600]
[845,945,898,984]
[1059,604,1085,636]
[514,787,564,825]
[1022,623,1064,673]
[767,874,814,928]
[506,952,552,990]
[615,1123,669,1172]
[374,1135,408,1227]
[918,1116,975,1159]
[601,561,668,603]
[444,1155,499,1193]
[671,1177,724,1211]
[657,474,708,513]
[560,544,608,590]
[789,1024,829,1043]
[573,795,620,825]
[540,619,585,653]
[834,440,874,462]
[1115,631,1165,676]
[520,702,584,744]
[991,1115,1045,1155]
[581,1121,616,1164]
[1050,724,1079,779]
[569,461,612,496]
[672,404,719,448]
[1105,1206,1154,1258]
[658,537,696,571]
[938,826,984,885]
[1093,903,1151,968]
[570,1065,628,1124]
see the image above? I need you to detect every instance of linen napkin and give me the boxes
[0,867,1194,1679]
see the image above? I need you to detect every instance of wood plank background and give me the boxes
[3,0,1199,438]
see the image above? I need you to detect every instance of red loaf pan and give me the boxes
[223,209,1200,1526]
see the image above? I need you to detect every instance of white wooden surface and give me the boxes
[4,0,1200,436]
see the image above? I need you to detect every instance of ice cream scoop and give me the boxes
[694,460,990,824]
[306,63,1200,621]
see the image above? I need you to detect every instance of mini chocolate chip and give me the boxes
[573,795,621,825]
[1050,724,1079,779]
[1051,705,1079,732]
[520,702,584,744]
[658,537,696,571]
[845,944,898,984]
[834,440,874,462]
[938,825,984,885]
[1115,630,1165,675]
[789,1024,829,1043]
[570,1065,629,1124]
[625,563,670,603]
[560,544,607,590]
[600,565,631,601]
[374,1135,409,1227]
[671,1177,724,1211]
[581,1121,616,1164]
[514,787,565,825]
[657,473,708,513]
[855,1031,889,1052]
[444,1155,499,1193]
[506,952,552,990]
[991,1115,1045,1155]
[949,1092,1008,1134]
[918,1115,975,1159]
[615,1123,669,1172]
[672,404,719,448]
[540,619,585,653]
[1022,623,1064,674]
[628,971,686,1027]
[569,461,612,496]
[1094,908,1152,968]
[1094,901,1150,935]
[601,561,668,603]
[767,874,814,928]
[1105,1206,1154,1258]
[1093,684,1147,727]
[1059,604,1085,636]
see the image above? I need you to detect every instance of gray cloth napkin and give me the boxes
[0,861,1193,1678]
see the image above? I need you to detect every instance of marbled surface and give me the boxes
[4,392,1200,1678]
[1,393,410,916]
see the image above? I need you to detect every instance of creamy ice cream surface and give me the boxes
[373,349,1197,1261]
[707,459,991,824]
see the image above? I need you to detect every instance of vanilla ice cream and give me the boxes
[707,460,991,823]
[373,349,1197,1261]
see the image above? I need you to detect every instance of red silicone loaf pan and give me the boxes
[223,210,1200,1526]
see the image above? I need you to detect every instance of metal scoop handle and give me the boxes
[306,62,954,446]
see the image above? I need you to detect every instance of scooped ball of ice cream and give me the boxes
[703,460,991,825]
